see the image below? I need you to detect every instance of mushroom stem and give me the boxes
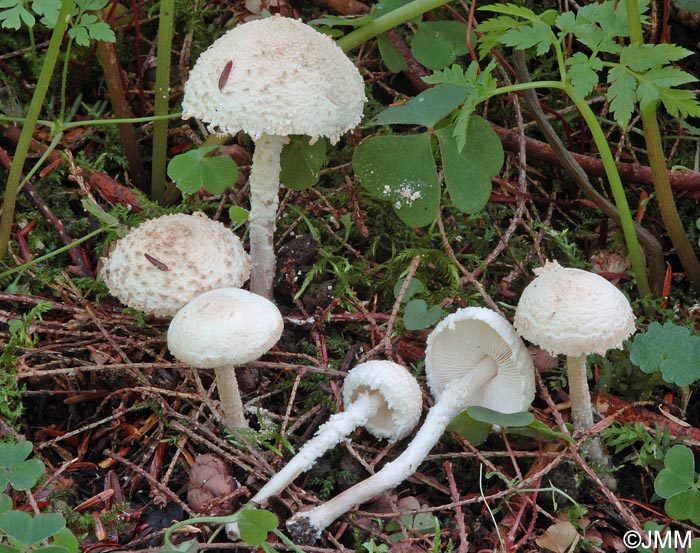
[248,133,290,300]
[286,358,497,542]
[214,366,248,428]
[566,355,610,467]
[254,392,383,506]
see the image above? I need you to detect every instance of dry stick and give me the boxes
[444,461,469,553]
[103,448,194,517]
[511,51,666,295]
[95,37,148,193]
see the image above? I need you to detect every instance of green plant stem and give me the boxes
[624,0,700,290]
[0,0,75,262]
[0,227,108,281]
[337,0,454,52]
[565,86,651,297]
[150,0,175,202]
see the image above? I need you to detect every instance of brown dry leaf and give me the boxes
[535,521,579,553]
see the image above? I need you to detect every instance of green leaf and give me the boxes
[236,509,278,547]
[8,459,45,491]
[372,84,468,128]
[0,495,12,514]
[0,511,65,547]
[664,489,700,524]
[499,19,556,56]
[393,276,425,303]
[377,33,408,73]
[466,406,535,428]
[628,322,700,386]
[636,66,700,119]
[0,1,34,29]
[607,66,637,127]
[403,299,444,331]
[0,441,33,468]
[32,0,60,27]
[411,20,470,70]
[353,133,440,228]
[228,206,249,231]
[437,117,503,214]
[447,412,492,446]
[654,445,696,498]
[566,52,602,99]
[51,527,79,553]
[68,24,90,47]
[280,136,327,191]
[620,43,692,72]
[167,146,239,196]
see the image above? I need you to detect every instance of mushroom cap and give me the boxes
[514,260,636,357]
[181,15,366,144]
[425,307,535,413]
[167,287,283,367]
[100,212,251,317]
[342,361,423,443]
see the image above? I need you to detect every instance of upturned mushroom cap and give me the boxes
[425,307,535,413]
[514,260,636,357]
[181,15,366,144]
[100,213,251,317]
[167,287,283,367]
[342,361,423,442]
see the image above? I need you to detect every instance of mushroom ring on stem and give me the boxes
[286,307,535,543]
[167,287,283,428]
[100,212,251,317]
[514,260,635,465]
[181,15,366,300]
[224,360,422,540]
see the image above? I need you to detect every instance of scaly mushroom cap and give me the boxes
[100,213,251,317]
[167,287,283,367]
[181,15,366,144]
[342,361,423,442]
[514,260,636,357]
[425,307,535,413]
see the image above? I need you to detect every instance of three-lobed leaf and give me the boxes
[236,509,278,546]
[411,20,470,70]
[0,511,66,547]
[0,442,45,492]
[654,445,700,524]
[167,146,239,196]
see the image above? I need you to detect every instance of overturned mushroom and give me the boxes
[286,307,535,543]
[514,260,635,465]
[167,287,283,428]
[181,15,366,300]
[225,360,422,539]
[100,212,250,317]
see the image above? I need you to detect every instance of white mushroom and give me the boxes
[99,212,251,317]
[181,15,366,300]
[167,287,283,428]
[224,360,422,539]
[286,307,535,543]
[514,260,635,465]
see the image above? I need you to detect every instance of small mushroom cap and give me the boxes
[342,361,423,442]
[167,287,283,367]
[514,260,636,357]
[425,307,535,413]
[181,15,366,144]
[100,212,251,317]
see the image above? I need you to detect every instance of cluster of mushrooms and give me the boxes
[98,14,637,546]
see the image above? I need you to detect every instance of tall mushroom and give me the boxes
[167,287,284,428]
[286,307,535,543]
[514,260,635,465]
[225,360,423,539]
[100,212,251,317]
[181,15,366,300]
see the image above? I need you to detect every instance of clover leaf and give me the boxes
[236,508,278,546]
[653,445,700,524]
[0,441,45,492]
[628,322,700,386]
[167,146,239,196]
